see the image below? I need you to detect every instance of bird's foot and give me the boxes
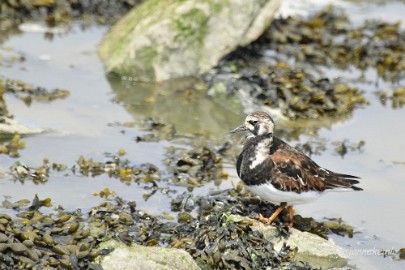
[257,205,293,226]
[257,213,273,224]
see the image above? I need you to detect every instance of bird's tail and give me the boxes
[325,172,363,191]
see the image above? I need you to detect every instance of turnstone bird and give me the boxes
[231,111,362,225]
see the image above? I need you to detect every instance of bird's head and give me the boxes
[230,111,275,137]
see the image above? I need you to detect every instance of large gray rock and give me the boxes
[99,0,280,82]
[97,240,200,270]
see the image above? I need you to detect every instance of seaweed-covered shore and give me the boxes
[1,1,405,269]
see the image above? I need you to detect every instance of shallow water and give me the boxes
[1,1,405,269]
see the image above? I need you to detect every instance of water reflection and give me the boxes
[107,74,358,142]
[108,75,244,137]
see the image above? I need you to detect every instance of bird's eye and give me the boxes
[248,120,258,125]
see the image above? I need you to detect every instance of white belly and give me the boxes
[246,183,322,206]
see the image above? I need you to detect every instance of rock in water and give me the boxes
[0,117,44,135]
[98,0,280,82]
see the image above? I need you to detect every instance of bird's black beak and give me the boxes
[230,124,247,133]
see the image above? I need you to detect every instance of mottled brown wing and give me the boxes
[269,141,325,193]
[269,137,361,193]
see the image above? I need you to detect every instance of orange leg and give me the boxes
[288,206,294,227]
[258,205,285,224]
